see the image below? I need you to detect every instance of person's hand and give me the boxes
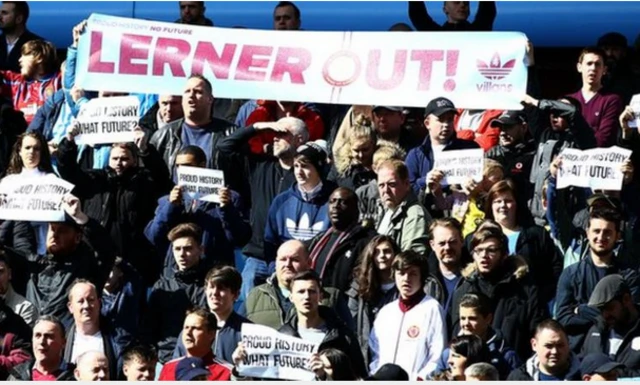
[522,94,539,108]
[133,126,147,153]
[550,156,563,178]
[621,159,634,185]
[426,169,444,194]
[169,185,183,206]
[461,177,480,196]
[232,342,247,367]
[48,140,59,157]
[308,353,326,380]
[619,106,635,137]
[526,40,535,66]
[66,120,82,142]
[62,194,88,225]
[72,20,88,48]
[218,187,231,208]
[70,86,85,103]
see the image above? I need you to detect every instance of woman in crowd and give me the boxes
[430,335,491,381]
[0,132,55,255]
[346,235,400,366]
[483,179,563,306]
[328,114,378,191]
[311,348,360,381]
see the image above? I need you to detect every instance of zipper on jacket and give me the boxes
[391,312,406,365]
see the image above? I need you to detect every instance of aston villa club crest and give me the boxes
[407,325,420,339]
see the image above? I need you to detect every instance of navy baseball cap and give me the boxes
[424,97,457,117]
[580,353,624,375]
[490,110,527,128]
[175,357,210,381]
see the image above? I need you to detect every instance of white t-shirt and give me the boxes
[298,323,328,347]
[71,331,105,364]
[608,329,623,356]
[377,209,394,235]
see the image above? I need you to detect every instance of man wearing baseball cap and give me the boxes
[486,109,537,204]
[405,97,479,198]
[582,274,640,377]
[371,106,418,153]
[580,353,624,381]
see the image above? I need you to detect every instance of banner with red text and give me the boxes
[75,13,528,110]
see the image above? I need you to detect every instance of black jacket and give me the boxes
[508,353,582,381]
[327,164,377,192]
[0,99,27,176]
[581,307,640,378]
[408,1,496,31]
[0,30,42,72]
[217,126,296,261]
[0,302,32,380]
[450,256,548,361]
[486,138,538,204]
[13,219,116,329]
[7,360,75,381]
[142,266,207,364]
[278,306,367,378]
[423,251,469,330]
[57,138,170,284]
[63,322,122,381]
[307,225,377,292]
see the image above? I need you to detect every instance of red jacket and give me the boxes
[245,100,325,154]
[0,71,61,124]
[454,109,503,152]
[158,352,231,381]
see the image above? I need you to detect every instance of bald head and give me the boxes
[75,351,109,381]
[275,240,310,288]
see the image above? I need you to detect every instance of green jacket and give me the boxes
[376,191,432,256]
[245,274,349,330]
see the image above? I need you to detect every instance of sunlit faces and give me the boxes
[577,53,606,86]
[350,138,375,168]
[472,238,504,275]
[290,278,321,316]
[491,191,517,226]
[109,146,134,176]
[531,328,570,375]
[171,236,203,271]
[587,218,620,257]
[394,265,422,299]
[425,111,455,145]
[374,241,395,272]
[429,226,462,268]
[377,166,410,209]
[182,313,215,356]
[67,283,101,326]
[19,135,42,170]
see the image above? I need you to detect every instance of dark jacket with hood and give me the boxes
[435,328,521,380]
[264,182,335,263]
[142,265,207,364]
[0,98,27,176]
[278,305,367,378]
[0,302,32,380]
[507,353,582,381]
[57,138,169,284]
[307,224,378,292]
[581,306,640,378]
[556,252,640,352]
[450,256,548,360]
[0,30,42,72]
[217,125,297,261]
[7,360,75,381]
[486,138,538,204]
[408,1,496,31]
[327,163,377,192]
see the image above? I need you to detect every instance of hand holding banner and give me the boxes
[0,175,75,222]
[432,149,485,186]
[557,146,632,190]
[75,96,140,145]
[176,166,225,204]
[238,324,319,381]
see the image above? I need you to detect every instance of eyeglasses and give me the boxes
[472,247,500,257]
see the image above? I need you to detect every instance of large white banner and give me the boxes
[557,146,632,190]
[75,13,528,110]
[0,175,74,221]
[238,324,319,381]
[75,96,140,145]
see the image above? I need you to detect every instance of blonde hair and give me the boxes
[483,159,504,178]
[372,140,406,171]
[335,114,377,174]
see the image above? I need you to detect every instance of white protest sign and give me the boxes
[557,146,632,190]
[0,175,74,221]
[238,323,319,381]
[176,166,225,204]
[629,94,640,129]
[432,148,484,186]
[75,96,140,145]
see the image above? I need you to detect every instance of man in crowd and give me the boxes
[176,1,214,26]
[7,315,74,381]
[143,223,207,364]
[556,208,640,352]
[73,351,109,381]
[63,280,122,381]
[244,240,352,330]
[173,266,251,365]
[408,1,496,31]
[581,353,624,381]
[369,251,446,380]
[122,345,157,381]
[583,274,640,377]
[372,106,417,153]
[217,117,307,302]
[159,308,231,381]
[508,319,581,381]
[273,1,301,30]
[0,252,36,326]
[376,159,431,255]
[597,32,638,103]
[308,187,377,292]
[569,47,624,147]
[139,95,184,136]
[0,1,42,72]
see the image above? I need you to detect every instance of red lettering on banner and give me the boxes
[235,45,273,81]
[120,34,152,75]
[88,31,114,74]
[411,50,444,91]
[366,49,407,90]
[153,37,191,76]
[270,47,311,84]
[191,42,237,80]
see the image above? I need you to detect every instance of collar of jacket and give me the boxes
[283,305,345,335]
[525,352,581,380]
[500,138,537,155]
[462,254,530,283]
[389,190,420,222]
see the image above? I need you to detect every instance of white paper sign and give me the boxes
[432,148,484,185]
[557,146,632,190]
[629,94,640,129]
[75,96,140,145]
[176,166,225,204]
[238,324,319,381]
[0,175,75,221]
